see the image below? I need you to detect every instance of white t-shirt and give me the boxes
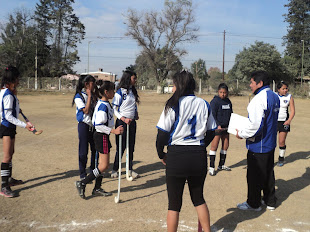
[278,93,291,121]
[112,88,137,119]
[156,95,217,146]
[92,100,114,134]
[74,92,92,126]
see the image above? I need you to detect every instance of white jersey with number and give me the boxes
[278,93,291,121]
[156,94,217,146]
[92,100,114,134]
[112,88,137,120]
[74,92,92,126]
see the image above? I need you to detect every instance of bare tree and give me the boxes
[125,0,198,92]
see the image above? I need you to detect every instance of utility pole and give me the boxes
[88,41,92,73]
[222,30,225,80]
[195,62,202,94]
[35,34,38,90]
[301,39,304,87]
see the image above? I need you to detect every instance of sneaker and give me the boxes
[75,181,85,199]
[8,177,24,186]
[129,170,139,179]
[261,200,275,210]
[208,167,216,176]
[111,170,118,178]
[92,188,112,197]
[217,165,232,171]
[237,201,262,211]
[277,160,284,167]
[0,187,17,198]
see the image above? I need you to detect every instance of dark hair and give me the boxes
[218,83,228,91]
[277,81,288,90]
[72,75,96,106]
[98,81,115,98]
[1,65,20,88]
[250,70,270,86]
[165,71,196,113]
[118,70,140,104]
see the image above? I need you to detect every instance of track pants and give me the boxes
[246,149,276,208]
[112,119,136,171]
[78,122,96,179]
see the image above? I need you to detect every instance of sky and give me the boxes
[0,0,290,78]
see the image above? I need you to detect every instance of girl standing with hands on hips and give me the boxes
[156,71,217,232]
[111,70,140,179]
[0,66,33,198]
[277,81,295,167]
[75,81,123,199]
[208,83,233,176]
[72,75,97,181]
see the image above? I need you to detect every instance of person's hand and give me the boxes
[114,125,124,135]
[161,154,167,166]
[218,125,222,130]
[236,129,242,139]
[86,87,92,96]
[121,117,132,125]
[135,112,139,120]
[284,120,291,126]
[25,123,33,131]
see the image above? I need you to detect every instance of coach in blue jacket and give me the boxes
[236,71,280,211]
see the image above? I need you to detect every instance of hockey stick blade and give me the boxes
[33,129,43,135]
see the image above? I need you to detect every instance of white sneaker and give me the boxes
[111,170,118,178]
[129,170,139,179]
[209,167,216,176]
[261,200,275,210]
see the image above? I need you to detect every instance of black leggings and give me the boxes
[166,174,206,212]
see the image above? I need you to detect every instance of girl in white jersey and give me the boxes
[276,81,295,167]
[111,70,140,179]
[0,66,32,198]
[75,81,123,199]
[72,75,97,181]
[156,71,217,232]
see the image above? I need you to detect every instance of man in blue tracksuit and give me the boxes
[236,71,280,211]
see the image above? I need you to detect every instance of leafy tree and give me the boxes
[229,41,291,82]
[283,0,310,76]
[125,0,198,91]
[190,59,208,81]
[207,67,222,90]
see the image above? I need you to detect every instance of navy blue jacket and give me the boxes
[210,95,233,128]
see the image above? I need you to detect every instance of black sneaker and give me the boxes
[0,186,18,198]
[75,181,86,199]
[92,188,112,197]
[8,177,24,186]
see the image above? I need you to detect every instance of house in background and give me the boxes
[81,68,117,82]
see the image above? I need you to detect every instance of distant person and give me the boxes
[0,66,33,197]
[276,81,295,167]
[72,75,97,181]
[156,71,217,232]
[208,83,233,176]
[236,71,279,211]
[75,81,123,199]
[111,71,140,179]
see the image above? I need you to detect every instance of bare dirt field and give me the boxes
[0,91,309,232]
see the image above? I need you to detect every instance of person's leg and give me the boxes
[166,175,186,232]
[88,129,96,172]
[278,132,287,166]
[195,204,211,232]
[209,135,219,175]
[218,134,231,170]
[262,150,276,209]
[78,123,89,179]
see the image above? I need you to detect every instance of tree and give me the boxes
[125,0,198,92]
[229,41,291,82]
[190,59,208,93]
[207,67,222,90]
[283,0,310,76]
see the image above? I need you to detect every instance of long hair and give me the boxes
[117,70,140,104]
[98,81,115,98]
[277,80,288,90]
[165,71,196,113]
[1,65,20,88]
[72,75,96,106]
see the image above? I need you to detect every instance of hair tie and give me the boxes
[6,67,8,70]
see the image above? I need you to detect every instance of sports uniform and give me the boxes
[237,86,279,210]
[0,88,26,196]
[74,92,96,179]
[277,93,291,132]
[156,94,217,212]
[111,87,138,176]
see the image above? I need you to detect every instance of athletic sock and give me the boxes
[279,146,286,161]
[219,150,227,167]
[81,168,101,185]
[209,150,216,168]
[94,175,103,190]
[1,162,10,188]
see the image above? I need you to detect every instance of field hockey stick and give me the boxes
[126,124,133,181]
[20,111,43,135]
[114,135,122,203]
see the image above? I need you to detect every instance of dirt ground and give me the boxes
[0,91,309,232]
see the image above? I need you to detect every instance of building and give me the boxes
[81,68,116,82]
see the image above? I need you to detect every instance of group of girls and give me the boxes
[73,70,140,199]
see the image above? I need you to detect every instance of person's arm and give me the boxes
[284,96,295,125]
[204,130,215,146]
[156,129,169,165]
[82,89,92,114]
[3,95,28,128]
[210,100,221,128]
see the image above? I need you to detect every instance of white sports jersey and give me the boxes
[112,88,137,119]
[92,100,114,134]
[74,92,92,126]
[0,88,26,128]
[278,93,291,121]
[156,95,217,146]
